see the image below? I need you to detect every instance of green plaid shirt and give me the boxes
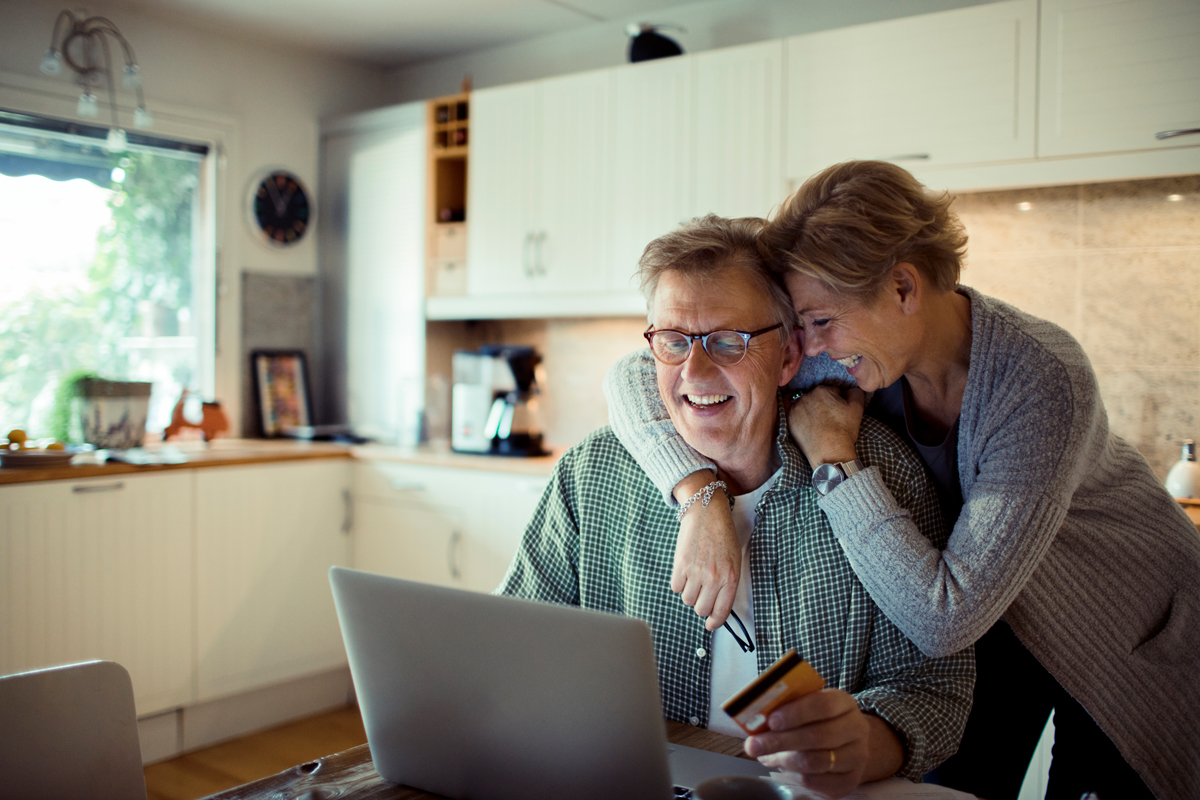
[499,405,973,779]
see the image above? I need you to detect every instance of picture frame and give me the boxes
[250,350,313,437]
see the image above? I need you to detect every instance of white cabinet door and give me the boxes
[1039,0,1200,157]
[355,501,464,587]
[611,56,694,293]
[786,0,1037,181]
[195,460,352,700]
[693,40,785,219]
[535,69,614,295]
[466,82,539,296]
[353,461,548,594]
[0,473,194,715]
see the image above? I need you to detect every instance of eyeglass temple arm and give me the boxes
[722,609,755,653]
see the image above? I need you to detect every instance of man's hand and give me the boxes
[671,472,740,631]
[744,689,903,800]
[788,386,866,467]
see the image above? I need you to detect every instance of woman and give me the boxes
[603,161,1199,800]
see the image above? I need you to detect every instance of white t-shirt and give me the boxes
[706,468,782,738]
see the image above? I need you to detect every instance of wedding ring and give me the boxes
[829,749,836,771]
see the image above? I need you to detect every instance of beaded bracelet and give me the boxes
[676,480,733,522]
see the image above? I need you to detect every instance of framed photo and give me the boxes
[251,350,312,437]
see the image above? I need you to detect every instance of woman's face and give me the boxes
[784,271,909,393]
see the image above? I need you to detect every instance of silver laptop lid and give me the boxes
[0,660,147,800]
[329,566,674,800]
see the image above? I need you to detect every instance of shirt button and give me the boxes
[689,716,700,726]
[695,647,707,658]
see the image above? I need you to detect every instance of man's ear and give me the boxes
[778,326,804,387]
[892,263,922,315]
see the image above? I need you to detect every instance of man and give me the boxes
[499,215,972,799]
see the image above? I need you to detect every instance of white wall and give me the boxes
[0,0,389,434]
[387,0,1003,102]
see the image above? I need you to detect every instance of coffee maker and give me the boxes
[451,346,547,456]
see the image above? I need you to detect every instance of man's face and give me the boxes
[651,264,802,479]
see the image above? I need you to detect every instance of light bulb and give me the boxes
[133,106,154,129]
[105,128,128,153]
[77,92,100,118]
[122,63,142,89]
[40,49,63,75]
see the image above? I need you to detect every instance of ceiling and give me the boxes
[121,0,702,68]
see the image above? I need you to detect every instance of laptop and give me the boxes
[0,660,148,800]
[329,566,769,800]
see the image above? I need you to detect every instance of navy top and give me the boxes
[868,379,963,527]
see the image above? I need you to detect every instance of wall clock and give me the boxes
[248,169,312,247]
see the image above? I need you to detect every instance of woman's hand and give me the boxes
[671,472,740,631]
[745,689,902,800]
[788,385,866,467]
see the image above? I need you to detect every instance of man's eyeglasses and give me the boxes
[644,323,783,367]
[723,609,755,653]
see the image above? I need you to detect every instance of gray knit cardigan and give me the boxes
[604,287,1200,800]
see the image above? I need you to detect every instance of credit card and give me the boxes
[721,648,825,735]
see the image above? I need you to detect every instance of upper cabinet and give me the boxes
[1038,0,1200,157]
[610,55,693,291]
[693,40,785,219]
[466,71,614,298]
[785,0,1037,182]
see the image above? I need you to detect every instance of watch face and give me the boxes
[251,171,311,246]
[811,463,844,496]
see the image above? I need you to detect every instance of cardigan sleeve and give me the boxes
[602,347,715,506]
[817,324,1101,658]
[602,349,856,507]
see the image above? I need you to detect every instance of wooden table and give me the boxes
[203,720,750,799]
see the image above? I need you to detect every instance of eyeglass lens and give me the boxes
[651,330,749,366]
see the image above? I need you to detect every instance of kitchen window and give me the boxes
[0,109,213,438]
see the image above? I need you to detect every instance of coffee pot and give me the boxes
[451,345,546,457]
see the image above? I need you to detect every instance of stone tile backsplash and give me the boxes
[433,174,1199,479]
[955,175,1200,478]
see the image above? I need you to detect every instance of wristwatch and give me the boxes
[812,459,865,496]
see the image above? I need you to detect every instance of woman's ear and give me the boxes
[892,263,922,315]
[778,326,804,387]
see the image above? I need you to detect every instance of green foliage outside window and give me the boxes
[0,150,199,440]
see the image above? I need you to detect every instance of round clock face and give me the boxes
[250,170,311,246]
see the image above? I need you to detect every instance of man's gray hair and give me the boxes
[637,214,797,337]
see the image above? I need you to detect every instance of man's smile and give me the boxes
[685,393,731,409]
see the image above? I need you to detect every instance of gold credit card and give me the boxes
[721,648,826,736]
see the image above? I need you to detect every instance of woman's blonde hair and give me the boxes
[761,161,967,300]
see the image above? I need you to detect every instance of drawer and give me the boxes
[433,223,467,259]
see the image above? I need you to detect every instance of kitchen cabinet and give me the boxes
[611,55,694,284]
[693,40,785,219]
[354,460,547,594]
[0,473,194,715]
[785,0,1037,181]
[466,70,614,298]
[1038,0,1200,158]
[194,460,352,700]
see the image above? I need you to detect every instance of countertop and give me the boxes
[0,439,566,486]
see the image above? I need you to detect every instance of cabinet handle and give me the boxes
[535,231,547,277]
[1156,128,1200,141]
[341,488,353,535]
[72,482,125,493]
[448,529,462,580]
[882,153,931,161]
